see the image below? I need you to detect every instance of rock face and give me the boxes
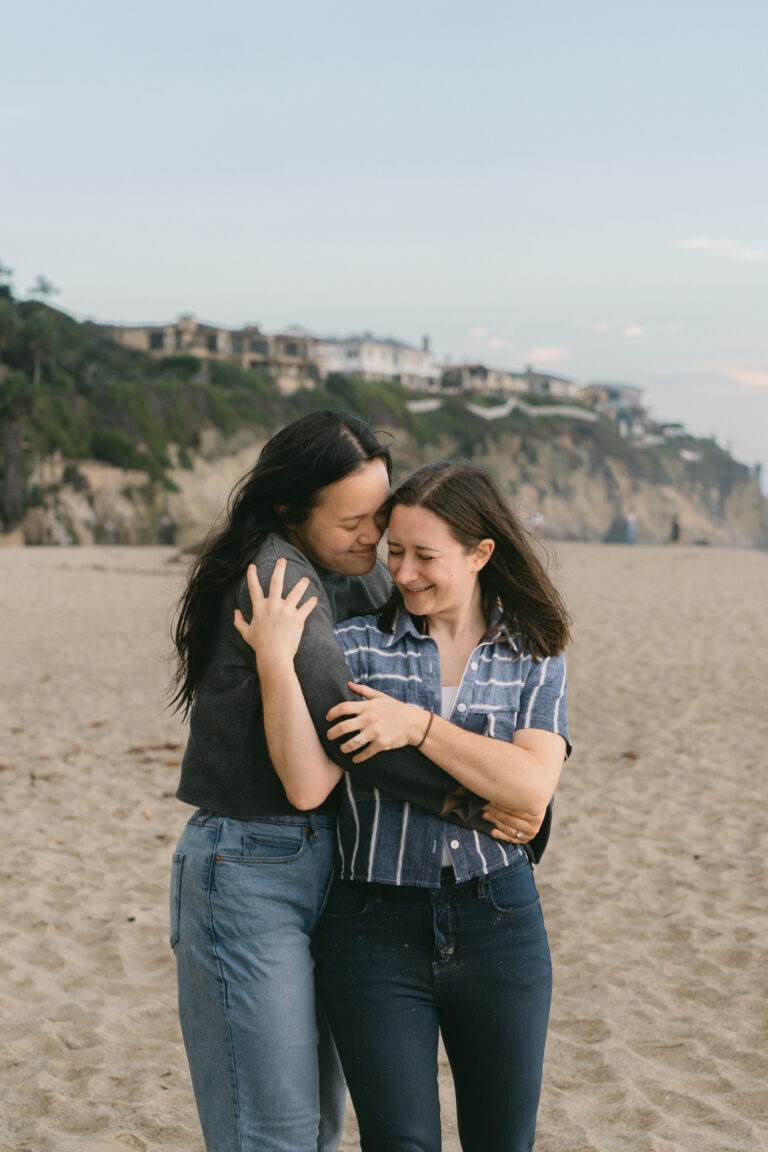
[7,423,768,549]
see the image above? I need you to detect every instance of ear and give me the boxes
[472,539,495,571]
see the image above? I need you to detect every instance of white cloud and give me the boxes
[623,326,646,337]
[592,321,612,332]
[524,345,572,364]
[731,248,768,262]
[469,327,488,339]
[649,360,768,390]
[676,237,768,262]
[487,337,511,349]
[676,237,728,250]
[723,368,768,389]
[664,323,681,332]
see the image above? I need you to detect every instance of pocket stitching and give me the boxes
[216,837,308,865]
[485,863,540,917]
[324,885,370,920]
[169,851,185,949]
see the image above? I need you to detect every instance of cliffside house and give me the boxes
[440,362,577,400]
[521,366,578,399]
[99,315,317,395]
[315,334,440,390]
[440,363,530,395]
[579,382,647,437]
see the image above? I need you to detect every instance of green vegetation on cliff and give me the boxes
[0,284,760,542]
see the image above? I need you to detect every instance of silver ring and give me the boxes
[515,829,524,839]
[353,734,363,745]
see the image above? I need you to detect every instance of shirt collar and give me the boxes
[383,606,429,647]
[383,604,520,652]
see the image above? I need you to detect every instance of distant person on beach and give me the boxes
[169,413,530,1152]
[625,509,637,545]
[236,461,571,1152]
[669,514,681,544]
[530,510,544,536]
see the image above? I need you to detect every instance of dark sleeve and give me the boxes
[244,543,490,830]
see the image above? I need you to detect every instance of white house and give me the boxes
[315,333,440,390]
[521,366,578,399]
[440,363,530,395]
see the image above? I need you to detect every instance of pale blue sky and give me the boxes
[2,0,767,484]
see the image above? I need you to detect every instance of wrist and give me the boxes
[409,708,434,747]
[256,652,295,681]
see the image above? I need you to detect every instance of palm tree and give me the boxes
[21,307,59,385]
[0,295,17,363]
[0,372,33,529]
[28,274,59,299]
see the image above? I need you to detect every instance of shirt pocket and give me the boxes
[470,671,523,741]
[481,707,520,743]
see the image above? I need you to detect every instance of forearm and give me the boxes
[258,655,342,811]
[294,614,479,815]
[418,714,561,812]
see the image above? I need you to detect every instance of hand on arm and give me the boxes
[233,561,342,810]
[231,554,532,835]
[481,801,549,844]
[326,692,565,818]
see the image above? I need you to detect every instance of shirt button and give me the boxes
[450,839,460,849]
[470,661,478,671]
[457,702,466,713]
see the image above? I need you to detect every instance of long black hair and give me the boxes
[171,410,392,714]
[379,462,570,658]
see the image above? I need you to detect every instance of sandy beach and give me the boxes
[1,541,766,1152]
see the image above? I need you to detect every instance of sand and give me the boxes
[1,542,766,1152]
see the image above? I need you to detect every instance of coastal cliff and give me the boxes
[1,300,766,548]
[10,418,768,550]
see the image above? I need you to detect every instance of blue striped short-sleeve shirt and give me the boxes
[333,608,569,888]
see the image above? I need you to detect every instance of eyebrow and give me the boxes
[388,540,440,551]
[340,504,389,522]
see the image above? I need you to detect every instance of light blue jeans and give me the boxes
[171,809,345,1152]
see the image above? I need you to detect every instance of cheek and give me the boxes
[325,531,352,558]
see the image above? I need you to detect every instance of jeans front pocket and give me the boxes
[169,850,185,949]
[323,880,371,920]
[485,858,540,917]
[240,819,307,863]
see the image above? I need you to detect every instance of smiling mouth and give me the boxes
[402,585,433,594]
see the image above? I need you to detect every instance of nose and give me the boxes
[357,518,381,544]
[393,555,418,584]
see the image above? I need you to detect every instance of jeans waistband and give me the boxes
[190,808,336,832]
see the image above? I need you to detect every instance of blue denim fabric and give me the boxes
[317,857,552,1152]
[334,609,569,885]
[171,810,346,1152]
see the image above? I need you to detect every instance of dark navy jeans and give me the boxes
[317,856,552,1152]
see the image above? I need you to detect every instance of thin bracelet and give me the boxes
[414,711,434,748]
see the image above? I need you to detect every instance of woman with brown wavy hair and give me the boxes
[237,461,571,1152]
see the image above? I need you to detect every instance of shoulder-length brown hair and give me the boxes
[379,462,570,658]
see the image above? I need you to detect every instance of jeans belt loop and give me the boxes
[307,813,318,842]
[475,875,488,899]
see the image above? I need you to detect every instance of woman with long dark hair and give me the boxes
[171,419,531,1152]
[236,461,571,1152]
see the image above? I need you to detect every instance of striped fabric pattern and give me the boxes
[333,608,569,888]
